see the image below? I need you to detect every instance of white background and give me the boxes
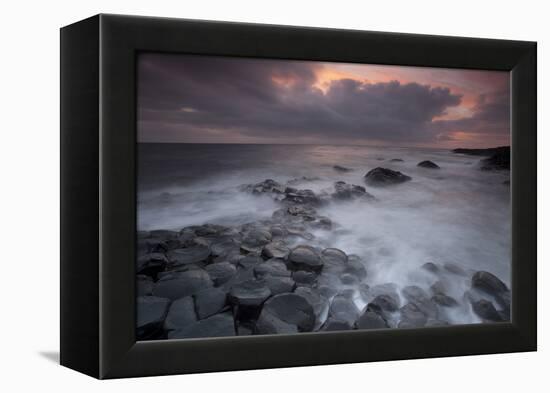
[0,0,546,391]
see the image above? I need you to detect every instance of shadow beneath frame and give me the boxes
[38,351,60,364]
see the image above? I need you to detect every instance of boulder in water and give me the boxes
[399,302,428,327]
[288,245,323,272]
[471,271,509,296]
[240,229,272,253]
[332,181,375,201]
[471,299,503,322]
[333,165,353,172]
[262,241,291,259]
[417,160,440,169]
[329,295,360,325]
[364,167,411,186]
[254,259,291,278]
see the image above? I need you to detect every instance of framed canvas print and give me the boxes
[60,14,536,379]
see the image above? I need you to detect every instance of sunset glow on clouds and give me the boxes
[138,53,509,148]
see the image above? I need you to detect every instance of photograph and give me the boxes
[136,53,512,340]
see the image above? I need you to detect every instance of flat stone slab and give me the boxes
[288,245,323,272]
[167,312,236,339]
[194,287,228,319]
[137,296,171,339]
[257,293,316,332]
[166,245,211,267]
[163,296,196,331]
[153,270,213,300]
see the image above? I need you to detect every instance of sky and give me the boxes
[138,53,510,148]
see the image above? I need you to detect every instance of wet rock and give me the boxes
[238,255,264,269]
[264,276,296,295]
[421,262,440,273]
[163,296,196,331]
[292,270,317,286]
[358,283,370,301]
[426,319,450,327]
[471,299,503,322]
[287,204,317,218]
[443,263,468,277]
[168,312,236,339]
[399,303,428,327]
[333,165,353,172]
[194,287,228,319]
[332,181,375,201]
[166,245,211,267]
[480,147,510,170]
[228,279,271,319]
[417,160,440,169]
[496,291,511,320]
[344,259,367,281]
[286,224,315,241]
[329,295,360,325]
[150,230,178,239]
[137,275,154,296]
[321,248,348,274]
[390,158,404,162]
[256,293,316,333]
[286,176,321,185]
[237,323,254,336]
[432,294,459,307]
[241,179,285,195]
[240,229,272,253]
[430,280,448,296]
[255,260,291,278]
[310,216,332,230]
[318,285,339,299]
[294,287,326,319]
[340,274,359,285]
[471,271,509,296]
[137,296,171,340]
[262,241,291,259]
[401,285,438,318]
[364,167,412,186]
[256,311,298,335]
[270,224,287,238]
[204,262,237,286]
[137,253,168,278]
[153,270,213,300]
[356,310,389,330]
[370,294,400,312]
[322,318,353,331]
[288,245,323,272]
[209,237,240,257]
[369,283,400,305]
[283,189,322,206]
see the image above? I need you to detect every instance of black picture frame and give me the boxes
[60,14,537,379]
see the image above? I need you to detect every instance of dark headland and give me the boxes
[452,146,510,170]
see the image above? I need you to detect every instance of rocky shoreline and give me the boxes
[137,160,511,340]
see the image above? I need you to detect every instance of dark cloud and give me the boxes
[138,53,509,146]
[433,91,510,137]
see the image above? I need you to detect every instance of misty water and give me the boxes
[138,143,511,326]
